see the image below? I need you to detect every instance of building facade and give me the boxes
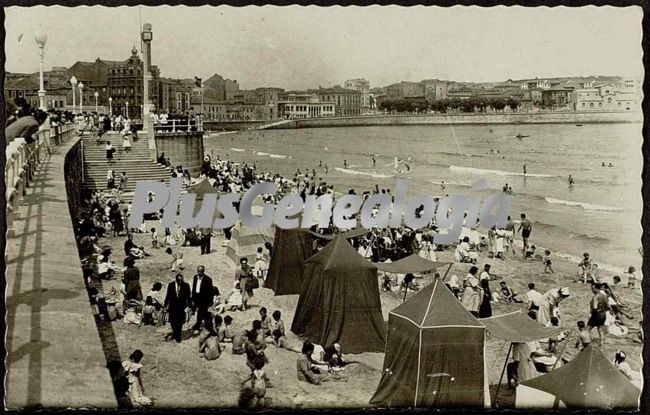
[343,79,370,111]
[310,87,362,116]
[278,92,335,119]
[107,46,161,119]
[571,84,641,112]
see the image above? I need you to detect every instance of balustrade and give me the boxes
[5,120,76,237]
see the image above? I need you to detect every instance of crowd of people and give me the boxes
[70,142,641,408]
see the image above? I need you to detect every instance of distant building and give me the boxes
[309,87,362,116]
[420,79,450,102]
[158,78,193,114]
[278,91,336,119]
[107,46,161,118]
[384,81,426,100]
[571,83,640,112]
[343,78,370,111]
[446,86,473,100]
[541,87,573,108]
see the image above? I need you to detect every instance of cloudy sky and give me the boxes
[5,5,643,90]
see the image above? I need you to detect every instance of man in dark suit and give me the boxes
[164,273,191,343]
[190,265,214,333]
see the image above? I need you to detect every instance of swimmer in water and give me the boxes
[523,163,527,176]
[344,160,348,169]
[319,160,322,168]
[441,181,446,191]
[602,162,606,167]
[324,163,329,173]
[568,175,574,186]
[608,162,613,167]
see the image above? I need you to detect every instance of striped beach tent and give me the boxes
[224,204,275,266]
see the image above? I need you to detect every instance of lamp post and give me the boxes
[35,31,48,110]
[125,101,129,119]
[94,91,99,113]
[78,81,84,114]
[70,76,77,112]
[108,97,112,116]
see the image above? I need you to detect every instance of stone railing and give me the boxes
[5,121,76,237]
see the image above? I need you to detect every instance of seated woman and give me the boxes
[226,282,244,311]
[199,318,224,361]
[454,237,478,263]
[297,341,347,385]
[323,342,349,371]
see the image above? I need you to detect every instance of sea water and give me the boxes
[205,123,643,273]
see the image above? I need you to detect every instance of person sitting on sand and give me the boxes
[199,318,224,361]
[245,330,268,373]
[268,329,302,353]
[297,341,347,385]
[226,281,244,311]
[500,281,523,303]
[270,310,285,337]
[231,329,248,355]
[613,351,638,381]
[218,315,235,342]
[455,237,478,264]
[251,320,267,352]
[259,308,273,338]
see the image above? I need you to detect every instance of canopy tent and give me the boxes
[516,344,640,410]
[291,235,386,353]
[374,254,451,275]
[480,310,566,405]
[370,280,490,408]
[264,227,316,295]
[224,205,274,266]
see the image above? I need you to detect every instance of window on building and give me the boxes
[608,98,612,104]
[618,102,622,107]
[590,103,594,108]
[598,102,602,107]
[582,103,585,108]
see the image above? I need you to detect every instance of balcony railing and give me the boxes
[153,119,203,133]
[5,121,76,237]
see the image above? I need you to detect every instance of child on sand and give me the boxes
[575,320,592,350]
[226,282,244,311]
[626,266,637,289]
[543,249,554,273]
[150,228,158,248]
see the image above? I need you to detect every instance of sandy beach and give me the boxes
[97,220,643,408]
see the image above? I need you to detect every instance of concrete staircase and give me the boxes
[82,132,171,200]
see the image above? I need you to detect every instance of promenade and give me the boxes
[4,136,116,409]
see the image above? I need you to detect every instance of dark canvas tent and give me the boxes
[516,344,640,409]
[264,227,316,295]
[225,205,274,266]
[291,235,386,353]
[370,280,490,408]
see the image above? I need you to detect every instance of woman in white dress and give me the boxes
[122,350,152,407]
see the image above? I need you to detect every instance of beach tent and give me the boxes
[224,205,275,266]
[374,254,451,275]
[291,235,386,353]
[516,344,640,409]
[370,280,490,408]
[480,310,567,405]
[264,227,316,295]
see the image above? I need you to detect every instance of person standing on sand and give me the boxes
[164,273,191,343]
[537,287,570,326]
[517,213,532,256]
[587,283,609,349]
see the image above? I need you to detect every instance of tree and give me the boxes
[507,97,520,112]
[492,98,507,112]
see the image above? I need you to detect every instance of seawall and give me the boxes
[265,110,643,129]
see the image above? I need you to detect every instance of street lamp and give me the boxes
[108,97,112,116]
[94,91,99,113]
[70,76,77,112]
[78,81,84,114]
[125,101,129,119]
[35,30,48,110]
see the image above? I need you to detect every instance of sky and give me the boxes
[4,5,644,90]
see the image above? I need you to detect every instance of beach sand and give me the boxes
[98,225,643,409]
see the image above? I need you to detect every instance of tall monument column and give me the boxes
[141,23,156,157]
[141,23,154,116]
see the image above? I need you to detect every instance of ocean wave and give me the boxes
[256,151,269,156]
[230,148,246,152]
[427,179,472,188]
[334,167,394,179]
[544,197,624,212]
[270,154,290,159]
[449,165,555,178]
